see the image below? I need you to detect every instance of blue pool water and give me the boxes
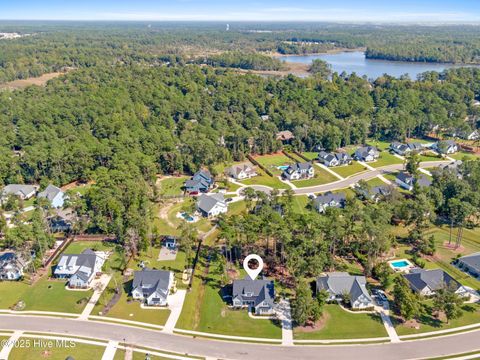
[278,165,289,170]
[181,212,194,222]
[391,260,409,268]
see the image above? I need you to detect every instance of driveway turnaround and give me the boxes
[1,315,480,360]
[163,289,187,333]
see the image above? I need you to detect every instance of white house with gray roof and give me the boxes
[0,252,28,281]
[227,163,257,180]
[232,276,275,315]
[456,252,480,278]
[318,151,352,167]
[316,272,373,309]
[54,249,105,288]
[354,146,379,162]
[1,184,37,201]
[282,162,314,181]
[196,193,228,218]
[395,172,431,191]
[434,140,459,154]
[131,269,174,306]
[314,192,346,213]
[390,142,425,156]
[403,269,469,297]
[38,184,65,208]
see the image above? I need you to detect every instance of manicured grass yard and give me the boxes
[0,281,30,309]
[369,152,404,168]
[291,195,310,214]
[301,152,319,161]
[157,176,187,196]
[253,153,293,176]
[8,337,105,360]
[331,161,368,178]
[394,303,480,336]
[240,169,288,189]
[450,151,480,161]
[366,177,388,187]
[417,152,443,163]
[293,167,339,188]
[293,304,387,340]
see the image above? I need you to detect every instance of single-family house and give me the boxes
[227,163,257,180]
[403,269,470,297]
[318,151,352,167]
[54,249,105,288]
[390,142,424,156]
[184,170,214,194]
[131,269,174,306]
[434,140,458,154]
[395,172,431,191]
[455,129,480,141]
[456,252,480,278]
[196,193,228,218]
[276,130,295,142]
[232,277,275,315]
[38,184,65,208]
[354,146,380,162]
[1,184,37,200]
[440,160,463,179]
[356,185,392,202]
[316,272,374,309]
[163,236,177,249]
[282,162,314,181]
[48,208,76,233]
[0,252,27,281]
[314,192,346,213]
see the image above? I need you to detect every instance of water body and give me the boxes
[277,51,472,79]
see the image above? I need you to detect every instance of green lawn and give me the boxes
[366,177,388,187]
[417,152,443,163]
[0,281,30,309]
[301,152,319,161]
[367,140,391,151]
[157,176,187,196]
[331,161,368,178]
[449,152,480,161]
[293,167,339,188]
[253,154,293,176]
[395,303,480,336]
[240,170,288,189]
[291,195,310,214]
[369,152,404,168]
[228,200,247,215]
[293,304,387,340]
[8,337,105,360]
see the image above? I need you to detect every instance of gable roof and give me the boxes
[276,130,294,141]
[197,193,225,213]
[1,184,37,198]
[314,191,346,207]
[355,146,379,159]
[38,184,63,202]
[55,249,98,282]
[403,269,462,292]
[285,162,312,174]
[316,272,372,304]
[232,277,275,308]
[228,163,255,176]
[458,252,480,273]
[132,269,171,299]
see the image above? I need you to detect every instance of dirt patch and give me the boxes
[442,242,465,253]
[403,319,421,330]
[227,268,240,281]
[0,69,73,91]
[295,312,331,333]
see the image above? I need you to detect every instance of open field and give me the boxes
[291,195,310,214]
[8,337,104,360]
[0,71,69,91]
[301,152,319,161]
[157,176,187,196]
[450,151,480,161]
[369,152,404,168]
[253,153,294,176]
[293,304,387,340]
[331,161,368,178]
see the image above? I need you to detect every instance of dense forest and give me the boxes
[3,23,480,82]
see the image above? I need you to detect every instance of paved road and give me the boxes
[1,315,479,360]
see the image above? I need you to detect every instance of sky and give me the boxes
[1,0,480,23]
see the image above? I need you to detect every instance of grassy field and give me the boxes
[331,161,368,178]
[366,177,388,187]
[450,151,480,161]
[8,337,105,360]
[301,152,319,161]
[369,152,404,168]
[157,176,187,196]
[417,152,443,163]
[253,153,293,176]
[291,195,310,214]
[293,167,339,188]
[240,169,288,189]
[293,304,387,340]
[394,303,480,336]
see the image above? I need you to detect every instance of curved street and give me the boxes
[0,315,479,360]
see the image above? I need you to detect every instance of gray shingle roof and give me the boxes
[38,184,63,202]
[232,277,275,308]
[458,252,480,273]
[285,162,312,174]
[316,272,372,304]
[132,269,171,299]
[403,269,462,292]
[197,193,225,213]
[1,184,36,198]
[314,191,346,207]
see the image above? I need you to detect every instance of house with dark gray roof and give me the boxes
[318,151,352,167]
[403,269,469,297]
[196,193,228,218]
[131,269,174,306]
[316,272,373,309]
[232,277,275,315]
[38,184,65,208]
[0,252,27,281]
[314,192,346,213]
[390,142,424,156]
[1,184,37,201]
[456,252,480,278]
[354,146,380,162]
[356,185,392,202]
[440,160,463,179]
[395,172,431,191]
[54,249,105,288]
[184,170,214,194]
[282,162,314,181]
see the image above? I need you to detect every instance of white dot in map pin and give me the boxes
[243,254,263,280]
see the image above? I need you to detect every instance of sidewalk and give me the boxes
[163,290,187,333]
[315,162,344,180]
[101,340,119,360]
[0,331,23,360]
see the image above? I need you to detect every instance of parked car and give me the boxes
[225,197,233,203]
[372,289,388,304]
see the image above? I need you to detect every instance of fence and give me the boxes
[247,154,274,177]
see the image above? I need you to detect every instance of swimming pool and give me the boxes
[391,260,409,267]
[277,165,290,170]
[388,259,414,272]
[180,212,194,222]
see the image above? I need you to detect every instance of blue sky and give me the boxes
[1,0,480,22]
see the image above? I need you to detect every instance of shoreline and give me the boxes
[268,47,366,58]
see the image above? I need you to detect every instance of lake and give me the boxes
[277,51,471,79]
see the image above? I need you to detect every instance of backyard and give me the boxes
[330,161,368,178]
[253,153,294,176]
[369,152,404,168]
[156,176,187,196]
[240,169,288,189]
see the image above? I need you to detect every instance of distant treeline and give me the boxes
[196,51,284,71]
